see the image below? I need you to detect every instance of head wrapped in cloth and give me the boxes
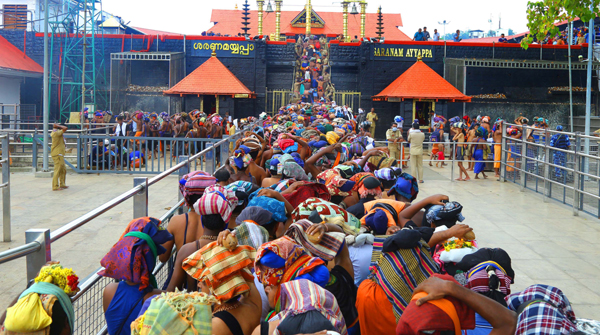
[317,169,355,197]
[387,172,419,201]
[254,236,329,287]
[183,241,256,302]
[230,145,252,170]
[181,172,217,205]
[506,285,578,335]
[100,217,173,291]
[193,185,238,224]
[274,280,348,335]
[351,173,382,199]
[424,201,465,228]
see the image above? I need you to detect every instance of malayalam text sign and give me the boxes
[190,41,255,57]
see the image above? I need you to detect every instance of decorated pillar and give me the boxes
[306,0,312,37]
[342,1,349,42]
[257,0,264,36]
[216,95,220,114]
[360,1,367,39]
[275,0,282,41]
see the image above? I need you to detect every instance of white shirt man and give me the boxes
[433,29,440,41]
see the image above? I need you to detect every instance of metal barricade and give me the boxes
[0,122,256,334]
[500,123,600,218]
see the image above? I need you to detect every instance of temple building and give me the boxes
[373,57,471,129]
[208,2,410,41]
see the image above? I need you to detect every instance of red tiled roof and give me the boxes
[373,60,471,102]
[208,9,410,41]
[164,55,253,96]
[0,35,43,75]
[131,27,183,36]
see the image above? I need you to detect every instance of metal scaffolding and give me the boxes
[48,0,108,122]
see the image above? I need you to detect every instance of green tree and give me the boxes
[520,0,597,49]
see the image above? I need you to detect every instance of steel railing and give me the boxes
[0,122,256,335]
[499,123,600,218]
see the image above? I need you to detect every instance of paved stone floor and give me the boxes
[0,165,599,320]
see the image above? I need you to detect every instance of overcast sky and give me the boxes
[101,0,532,37]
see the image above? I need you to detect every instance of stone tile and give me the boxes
[513,259,571,280]
[498,224,547,241]
[490,243,542,260]
[523,241,577,258]
[572,304,600,320]
[546,257,600,279]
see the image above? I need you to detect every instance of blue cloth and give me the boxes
[105,282,147,335]
[473,148,485,174]
[413,31,424,41]
[283,143,299,154]
[349,244,374,286]
[465,313,493,335]
[247,190,287,223]
[550,134,570,149]
[129,151,144,161]
[553,152,567,179]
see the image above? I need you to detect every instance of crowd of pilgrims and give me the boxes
[1,101,597,335]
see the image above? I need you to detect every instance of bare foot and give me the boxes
[53,188,63,191]
[474,175,480,179]
[483,174,488,179]
[494,174,500,178]
[429,163,433,166]
[464,177,471,181]
[455,178,464,181]
[60,186,69,189]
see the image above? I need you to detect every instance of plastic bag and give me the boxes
[5,293,52,332]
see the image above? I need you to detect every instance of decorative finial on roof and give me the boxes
[211,46,217,57]
[417,56,423,61]
[235,3,238,9]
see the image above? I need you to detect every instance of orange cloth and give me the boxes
[494,144,501,169]
[360,199,406,227]
[431,146,439,155]
[356,279,397,335]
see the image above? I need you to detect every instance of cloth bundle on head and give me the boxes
[396,274,476,335]
[281,159,309,181]
[360,199,406,234]
[254,236,329,287]
[387,172,419,201]
[506,285,578,335]
[236,206,273,227]
[130,291,217,335]
[349,142,365,157]
[225,180,253,206]
[456,248,515,284]
[100,217,173,291]
[326,131,340,144]
[193,185,238,223]
[292,197,360,233]
[182,172,217,203]
[425,201,465,228]
[284,219,346,261]
[234,221,270,250]
[475,127,488,138]
[182,242,256,302]
[247,190,288,223]
[350,173,382,199]
[466,265,512,306]
[274,279,348,335]
[179,171,211,197]
[317,169,355,197]
[282,182,331,208]
[230,145,252,170]
[370,236,439,321]
[4,265,77,333]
